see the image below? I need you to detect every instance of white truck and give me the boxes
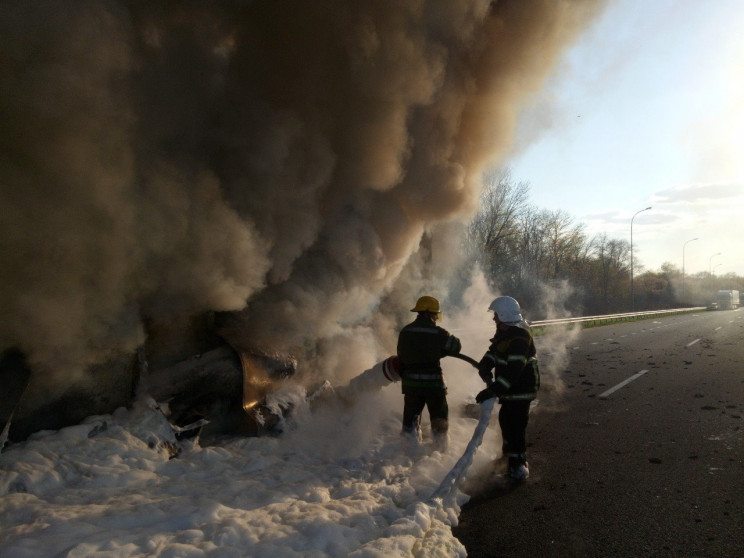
[716,289,740,310]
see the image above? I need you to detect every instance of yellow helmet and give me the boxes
[411,295,442,321]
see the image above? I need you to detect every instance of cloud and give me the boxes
[652,183,744,206]
[585,181,743,237]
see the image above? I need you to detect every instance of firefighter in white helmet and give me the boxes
[475,296,539,481]
[397,295,461,452]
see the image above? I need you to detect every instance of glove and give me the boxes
[475,387,496,404]
[477,357,492,384]
[478,369,492,384]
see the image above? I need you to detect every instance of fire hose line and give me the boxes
[363,352,493,502]
[429,353,495,502]
[450,352,480,368]
[429,396,495,501]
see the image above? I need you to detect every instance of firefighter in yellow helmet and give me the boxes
[397,295,461,452]
[475,296,540,481]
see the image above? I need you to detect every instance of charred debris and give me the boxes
[1,312,304,449]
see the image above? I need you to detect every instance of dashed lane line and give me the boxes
[598,370,649,399]
[686,338,701,347]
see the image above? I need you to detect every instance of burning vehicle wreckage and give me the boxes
[0,340,299,453]
[0,316,481,455]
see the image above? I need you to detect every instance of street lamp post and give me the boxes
[630,206,652,311]
[682,237,699,302]
[709,252,721,275]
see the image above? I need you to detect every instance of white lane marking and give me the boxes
[686,339,701,347]
[714,326,722,331]
[599,370,649,399]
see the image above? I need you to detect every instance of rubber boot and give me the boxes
[507,453,529,481]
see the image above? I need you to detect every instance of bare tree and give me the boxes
[539,209,585,281]
[464,168,529,278]
[588,233,629,312]
[459,169,744,316]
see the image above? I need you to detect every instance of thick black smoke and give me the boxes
[0,1,603,385]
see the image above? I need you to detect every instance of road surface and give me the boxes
[454,309,744,558]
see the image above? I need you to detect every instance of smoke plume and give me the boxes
[0,1,603,384]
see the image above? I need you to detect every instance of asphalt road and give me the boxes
[453,309,744,558]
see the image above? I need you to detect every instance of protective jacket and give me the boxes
[478,324,539,401]
[397,315,461,393]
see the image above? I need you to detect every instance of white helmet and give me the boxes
[488,296,523,324]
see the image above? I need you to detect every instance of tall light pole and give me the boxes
[709,252,721,275]
[630,206,652,310]
[682,237,699,302]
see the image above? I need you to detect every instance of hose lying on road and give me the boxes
[429,396,495,501]
[429,353,494,501]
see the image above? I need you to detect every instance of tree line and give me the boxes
[459,169,744,319]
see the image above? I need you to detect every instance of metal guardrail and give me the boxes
[530,307,707,329]
[449,307,707,335]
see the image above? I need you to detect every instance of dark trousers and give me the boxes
[499,400,531,455]
[402,389,448,434]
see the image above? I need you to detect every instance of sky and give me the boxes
[508,0,744,277]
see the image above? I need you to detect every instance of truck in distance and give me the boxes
[716,289,740,310]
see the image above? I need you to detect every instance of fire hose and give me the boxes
[450,352,480,369]
[339,353,495,500]
[429,352,495,501]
